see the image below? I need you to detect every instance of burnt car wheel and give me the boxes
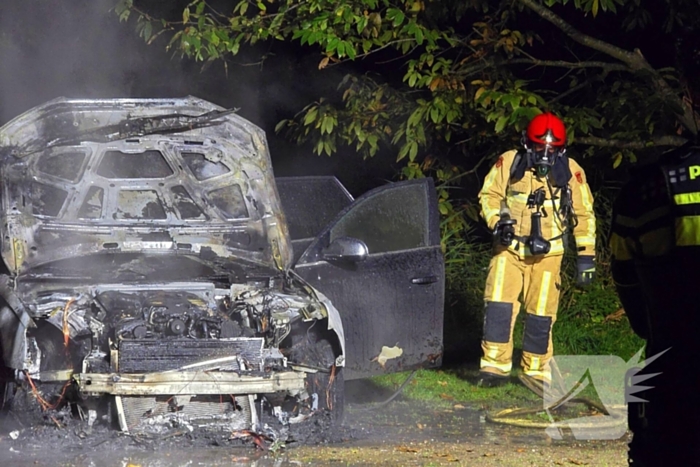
[285,327,344,427]
[306,338,344,426]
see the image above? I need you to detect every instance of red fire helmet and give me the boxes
[526,112,566,147]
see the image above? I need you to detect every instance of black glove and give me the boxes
[576,255,596,287]
[495,218,516,246]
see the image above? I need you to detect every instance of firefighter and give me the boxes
[610,143,700,466]
[477,112,597,389]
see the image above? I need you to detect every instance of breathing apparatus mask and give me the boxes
[523,129,566,177]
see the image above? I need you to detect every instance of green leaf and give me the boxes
[495,115,508,133]
[430,106,439,124]
[142,21,153,42]
[326,37,340,53]
[345,42,357,59]
[337,40,346,57]
[397,142,410,161]
[392,10,405,27]
[322,115,336,134]
[612,152,623,168]
[407,107,424,128]
[115,0,133,21]
[303,107,318,126]
[274,120,288,133]
[408,141,419,161]
[183,7,190,23]
[414,27,424,45]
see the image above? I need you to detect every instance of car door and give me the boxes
[292,178,444,380]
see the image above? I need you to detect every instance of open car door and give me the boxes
[292,178,444,380]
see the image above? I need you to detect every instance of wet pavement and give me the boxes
[0,380,628,466]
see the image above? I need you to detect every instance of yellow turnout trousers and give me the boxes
[480,249,562,382]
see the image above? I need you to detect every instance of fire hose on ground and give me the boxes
[485,364,628,431]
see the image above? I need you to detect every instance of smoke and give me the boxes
[0,1,165,122]
[0,0,272,126]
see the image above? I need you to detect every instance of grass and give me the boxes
[369,367,539,406]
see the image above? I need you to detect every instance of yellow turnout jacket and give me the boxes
[479,150,596,258]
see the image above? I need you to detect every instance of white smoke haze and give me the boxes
[0,1,259,123]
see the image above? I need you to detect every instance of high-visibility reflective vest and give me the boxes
[610,145,700,261]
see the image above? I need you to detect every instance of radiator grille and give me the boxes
[120,394,254,433]
[118,338,265,372]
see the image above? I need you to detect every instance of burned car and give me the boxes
[0,97,444,437]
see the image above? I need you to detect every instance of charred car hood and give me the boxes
[0,97,292,276]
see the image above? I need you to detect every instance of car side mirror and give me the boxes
[322,236,368,263]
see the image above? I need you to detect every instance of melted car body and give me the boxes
[0,97,444,437]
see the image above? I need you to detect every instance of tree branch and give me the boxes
[327,39,415,66]
[518,0,698,135]
[506,58,628,72]
[518,0,639,64]
[574,135,688,149]
[547,80,594,104]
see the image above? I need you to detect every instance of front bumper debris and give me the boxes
[74,370,306,396]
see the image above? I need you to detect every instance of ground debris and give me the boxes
[434,452,460,462]
[396,445,419,453]
[604,308,626,322]
[230,430,273,450]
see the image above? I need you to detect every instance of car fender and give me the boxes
[314,289,346,367]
